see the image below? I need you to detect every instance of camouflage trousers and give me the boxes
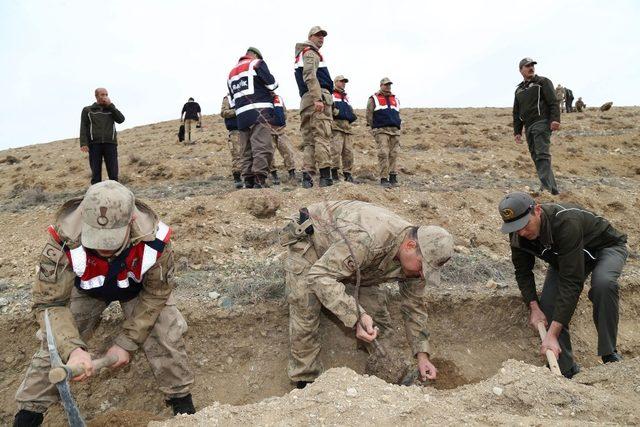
[227,130,242,174]
[284,239,393,382]
[299,103,333,173]
[15,288,194,413]
[270,133,297,172]
[374,130,400,178]
[331,130,354,173]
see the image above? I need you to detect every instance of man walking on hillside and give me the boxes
[80,88,125,184]
[366,78,402,188]
[295,26,334,188]
[227,47,279,189]
[564,88,574,113]
[331,75,357,182]
[498,192,627,378]
[181,97,202,144]
[513,58,560,195]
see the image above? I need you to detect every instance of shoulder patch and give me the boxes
[343,255,357,272]
[42,243,63,264]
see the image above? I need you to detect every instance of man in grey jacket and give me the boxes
[80,88,126,184]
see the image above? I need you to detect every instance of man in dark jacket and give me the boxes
[180,97,202,144]
[80,88,126,184]
[512,58,560,195]
[564,88,574,113]
[499,192,628,378]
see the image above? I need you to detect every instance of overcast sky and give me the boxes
[0,0,638,150]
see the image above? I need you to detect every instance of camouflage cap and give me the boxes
[498,192,535,234]
[519,57,537,69]
[308,26,327,38]
[380,77,393,85]
[80,180,135,250]
[246,46,263,59]
[417,226,454,287]
[334,75,349,83]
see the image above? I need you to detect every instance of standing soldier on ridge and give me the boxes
[331,75,357,183]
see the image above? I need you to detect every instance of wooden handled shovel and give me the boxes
[537,322,562,376]
[49,354,119,384]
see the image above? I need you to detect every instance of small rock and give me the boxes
[0,297,9,307]
[492,386,503,396]
[218,297,234,309]
[226,356,233,364]
[496,282,508,289]
[485,279,498,290]
[208,291,220,300]
[345,387,358,398]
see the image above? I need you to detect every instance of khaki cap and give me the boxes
[519,57,537,69]
[380,77,393,85]
[246,46,263,59]
[334,75,349,83]
[417,226,454,287]
[308,26,328,38]
[80,180,135,250]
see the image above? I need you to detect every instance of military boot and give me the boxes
[254,175,269,189]
[344,172,354,183]
[602,351,623,363]
[331,168,340,181]
[244,176,255,189]
[302,172,314,189]
[319,167,333,187]
[166,394,196,415]
[288,169,296,182]
[389,173,398,186]
[271,170,281,186]
[13,410,43,427]
[380,178,392,188]
[233,172,243,189]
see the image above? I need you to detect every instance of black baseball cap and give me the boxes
[498,192,536,233]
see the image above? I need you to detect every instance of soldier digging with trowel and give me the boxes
[13,181,195,427]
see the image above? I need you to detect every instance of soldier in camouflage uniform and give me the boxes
[269,94,298,185]
[281,200,454,388]
[294,26,334,188]
[575,97,586,112]
[220,95,243,189]
[13,181,194,427]
[555,84,565,113]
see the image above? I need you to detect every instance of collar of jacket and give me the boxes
[334,87,345,94]
[538,205,554,247]
[377,90,394,97]
[519,74,542,88]
[295,41,319,56]
[377,227,412,274]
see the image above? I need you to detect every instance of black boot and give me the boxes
[331,168,340,181]
[244,176,255,189]
[166,394,196,416]
[380,177,392,188]
[389,173,398,186]
[13,410,43,427]
[319,167,333,187]
[344,172,354,183]
[233,172,243,189]
[296,380,313,389]
[288,169,296,182]
[271,170,280,186]
[302,172,313,189]
[562,364,581,379]
[602,351,623,363]
[254,175,269,189]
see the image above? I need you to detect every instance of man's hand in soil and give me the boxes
[417,352,437,381]
[528,301,547,331]
[106,344,130,369]
[355,313,378,343]
[67,347,94,381]
[540,321,563,358]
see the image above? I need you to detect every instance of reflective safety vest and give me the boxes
[294,47,333,97]
[272,95,286,127]
[371,93,401,129]
[228,56,278,130]
[48,222,172,302]
[332,90,356,123]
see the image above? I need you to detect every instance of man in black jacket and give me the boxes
[80,88,126,184]
[512,58,560,195]
[499,192,628,378]
[181,97,202,144]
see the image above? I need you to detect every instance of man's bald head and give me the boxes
[94,88,110,106]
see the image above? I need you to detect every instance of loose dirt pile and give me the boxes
[0,106,639,425]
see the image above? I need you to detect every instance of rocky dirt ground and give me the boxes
[0,106,639,425]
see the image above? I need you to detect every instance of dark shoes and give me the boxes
[166,393,196,416]
[13,410,43,427]
[244,176,255,189]
[288,169,296,182]
[254,175,268,189]
[602,351,623,364]
[562,364,581,379]
[319,167,333,187]
[296,381,312,389]
[331,168,340,181]
[344,172,354,183]
[233,172,243,189]
[271,171,280,186]
[380,178,392,188]
[302,172,314,188]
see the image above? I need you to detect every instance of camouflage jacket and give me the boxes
[34,199,175,362]
[300,200,433,355]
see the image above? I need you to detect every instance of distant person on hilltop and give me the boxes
[575,97,586,112]
[180,97,202,144]
[555,84,566,113]
[366,77,402,188]
[564,88,574,113]
[513,58,560,195]
[79,88,125,184]
[220,94,243,189]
